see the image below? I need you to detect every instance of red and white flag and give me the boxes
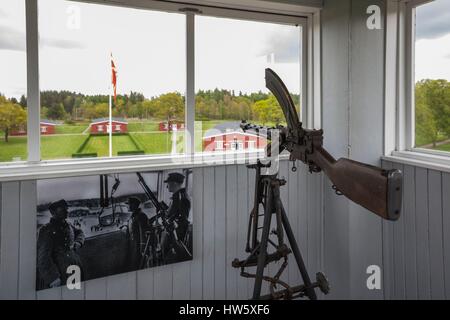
[111,54,117,103]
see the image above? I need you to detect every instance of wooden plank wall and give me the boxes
[0,161,323,300]
[382,160,450,300]
[321,0,449,300]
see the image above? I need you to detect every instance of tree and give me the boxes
[46,103,67,120]
[94,103,109,119]
[0,99,27,142]
[19,95,27,108]
[416,99,438,147]
[416,79,450,139]
[251,94,284,125]
[154,92,185,121]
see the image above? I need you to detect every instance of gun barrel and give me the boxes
[136,173,168,212]
[240,121,278,141]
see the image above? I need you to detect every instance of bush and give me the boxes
[117,150,145,156]
[72,152,97,158]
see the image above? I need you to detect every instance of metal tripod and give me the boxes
[232,162,329,300]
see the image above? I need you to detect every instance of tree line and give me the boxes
[3,80,449,147]
[9,89,300,123]
[0,88,301,142]
[415,79,450,147]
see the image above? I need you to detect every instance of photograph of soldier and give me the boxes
[36,169,193,290]
[127,196,150,269]
[36,199,85,289]
[162,173,191,258]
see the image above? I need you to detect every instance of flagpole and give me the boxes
[109,91,112,157]
[109,52,113,158]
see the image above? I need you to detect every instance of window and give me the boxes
[195,15,302,153]
[413,0,450,154]
[0,0,27,162]
[215,140,224,150]
[38,0,185,160]
[0,0,313,179]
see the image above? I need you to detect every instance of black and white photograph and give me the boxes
[35,169,193,290]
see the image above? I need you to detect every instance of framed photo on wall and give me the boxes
[35,169,193,290]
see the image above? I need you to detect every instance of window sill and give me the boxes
[382,149,450,173]
[0,151,290,182]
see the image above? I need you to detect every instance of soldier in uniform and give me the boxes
[127,197,149,269]
[37,199,85,289]
[157,172,192,262]
[164,172,191,243]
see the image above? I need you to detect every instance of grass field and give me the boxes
[55,125,88,134]
[0,119,278,162]
[0,135,88,161]
[435,143,450,152]
[0,136,27,162]
[81,135,140,157]
[41,135,88,160]
[130,132,173,155]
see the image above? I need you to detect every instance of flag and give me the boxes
[111,54,117,103]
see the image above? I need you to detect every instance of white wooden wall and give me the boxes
[381,161,450,300]
[0,160,323,300]
[321,0,450,300]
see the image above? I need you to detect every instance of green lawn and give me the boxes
[55,124,88,134]
[0,136,27,162]
[81,135,140,157]
[130,132,173,155]
[0,134,88,161]
[435,143,450,152]
[0,120,258,162]
[41,135,88,160]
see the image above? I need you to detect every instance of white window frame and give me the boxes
[383,0,450,173]
[0,0,321,181]
[215,140,224,150]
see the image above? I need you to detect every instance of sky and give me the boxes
[415,0,450,82]
[0,0,301,99]
[1,0,449,100]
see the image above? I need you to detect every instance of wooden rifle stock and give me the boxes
[311,147,402,221]
[263,67,403,221]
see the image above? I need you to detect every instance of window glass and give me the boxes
[39,0,186,160]
[195,16,301,153]
[415,0,450,152]
[0,0,27,162]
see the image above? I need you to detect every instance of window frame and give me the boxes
[383,0,450,172]
[0,0,321,181]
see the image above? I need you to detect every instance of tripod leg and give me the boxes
[252,182,273,300]
[279,202,317,300]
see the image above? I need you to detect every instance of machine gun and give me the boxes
[233,69,403,300]
[136,172,192,267]
[136,172,170,225]
[243,68,403,221]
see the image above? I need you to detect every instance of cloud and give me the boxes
[0,25,25,51]
[416,1,450,40]
[0,24,85,52]
[41,38,85,50]
[258,27,300,63]
[445,53,450,59]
